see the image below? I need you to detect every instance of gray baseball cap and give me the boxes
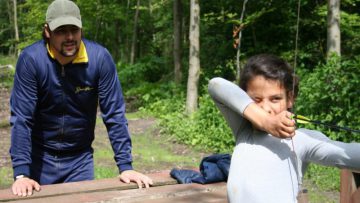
[46,0,82,31]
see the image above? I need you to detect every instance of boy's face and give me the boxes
[247,76,294,115]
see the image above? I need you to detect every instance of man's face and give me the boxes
[48,25,81,57]
[247,75,293,116]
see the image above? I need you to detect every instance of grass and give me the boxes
[0,120,10,128]
[126,111,147,120]
[92,113,202,179]
[131,132,200,170]
[0,167,13,189]
[0,55,16,65]
[0,55,16,89]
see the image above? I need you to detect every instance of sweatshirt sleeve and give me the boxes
[10,52,38,178]
[296,128,360,171]
[98,49,133,173]
[208,77,254,136]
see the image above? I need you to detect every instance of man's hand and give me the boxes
[12,177,41,197]
[119,170,153,189]
[264,111,296,138]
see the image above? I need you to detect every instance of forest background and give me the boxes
[0,0,360,199]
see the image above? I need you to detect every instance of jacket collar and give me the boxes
[47,40,88,64]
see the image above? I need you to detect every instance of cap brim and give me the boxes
[48,16,82,31]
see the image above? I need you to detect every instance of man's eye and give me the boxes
[54,29,66,34]
[70,28,80,33]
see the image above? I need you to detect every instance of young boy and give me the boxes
[208,54,360,203]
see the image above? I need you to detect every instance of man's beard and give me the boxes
[60,41,79,57]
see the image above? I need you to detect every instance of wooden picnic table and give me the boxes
[2,169,360,202]
[0,171,227,203]
[340,170,360,203]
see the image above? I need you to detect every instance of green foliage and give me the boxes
[132,131,201,170]
[297,56,360,142]
[305,164,340,191]
[0,55,16,88]
[142,85,234,153]
[341,9,360,55]
[123,81,183,112]
[0,167,12,189]
[119,56,169,86]
[94,167,118,179]
[17,0,49,49]
[0,1,11,55]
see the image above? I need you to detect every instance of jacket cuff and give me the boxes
[119,163,133,173]
[13,164,30,179]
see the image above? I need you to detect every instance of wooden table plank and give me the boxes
[0,171,227,203]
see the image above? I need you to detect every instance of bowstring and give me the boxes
[291,0,303,200]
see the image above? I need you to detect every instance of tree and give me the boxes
[173,0,182,84]
[327,0,341,57]
[13,0,19,56]
[130,0,141,64]
[186,0,200,114]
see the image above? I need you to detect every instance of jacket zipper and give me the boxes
[61,65,65,77]
[60,65,65,150]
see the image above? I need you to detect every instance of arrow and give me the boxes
[293,114,360,133]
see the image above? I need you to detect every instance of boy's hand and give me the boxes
[264,111,296,138]
[12,177,41,197]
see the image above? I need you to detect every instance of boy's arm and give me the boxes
[208,77,253,136]
[297,129,360,171]
[208,77,295,138]
[243,103,295,138]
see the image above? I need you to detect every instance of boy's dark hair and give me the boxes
[239,54,299,99]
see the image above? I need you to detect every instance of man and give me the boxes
[10,0,152,197]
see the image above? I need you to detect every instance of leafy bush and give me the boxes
[0,55,16,88]
[295,56,359,192]
[123,81,183,112]
[118,56,169,88]
[296,55,360,142]
[142,85,234,153]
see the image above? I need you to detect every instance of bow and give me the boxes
[293,114,360,133]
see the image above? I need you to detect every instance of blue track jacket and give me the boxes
[10,39,133,178]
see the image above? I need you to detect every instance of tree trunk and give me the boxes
[186,0,200,114]
[6,0,13,55]
[236,0,248,84]
[114,20,121,61]
[327,0,341,58]
[130,0,140,64]
[173,0,182,84]
[12,0,19,56]
[123,0,131,63]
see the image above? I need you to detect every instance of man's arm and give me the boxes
[97,48,152,188]
[97,48,133,172]
[10,51,41,196]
